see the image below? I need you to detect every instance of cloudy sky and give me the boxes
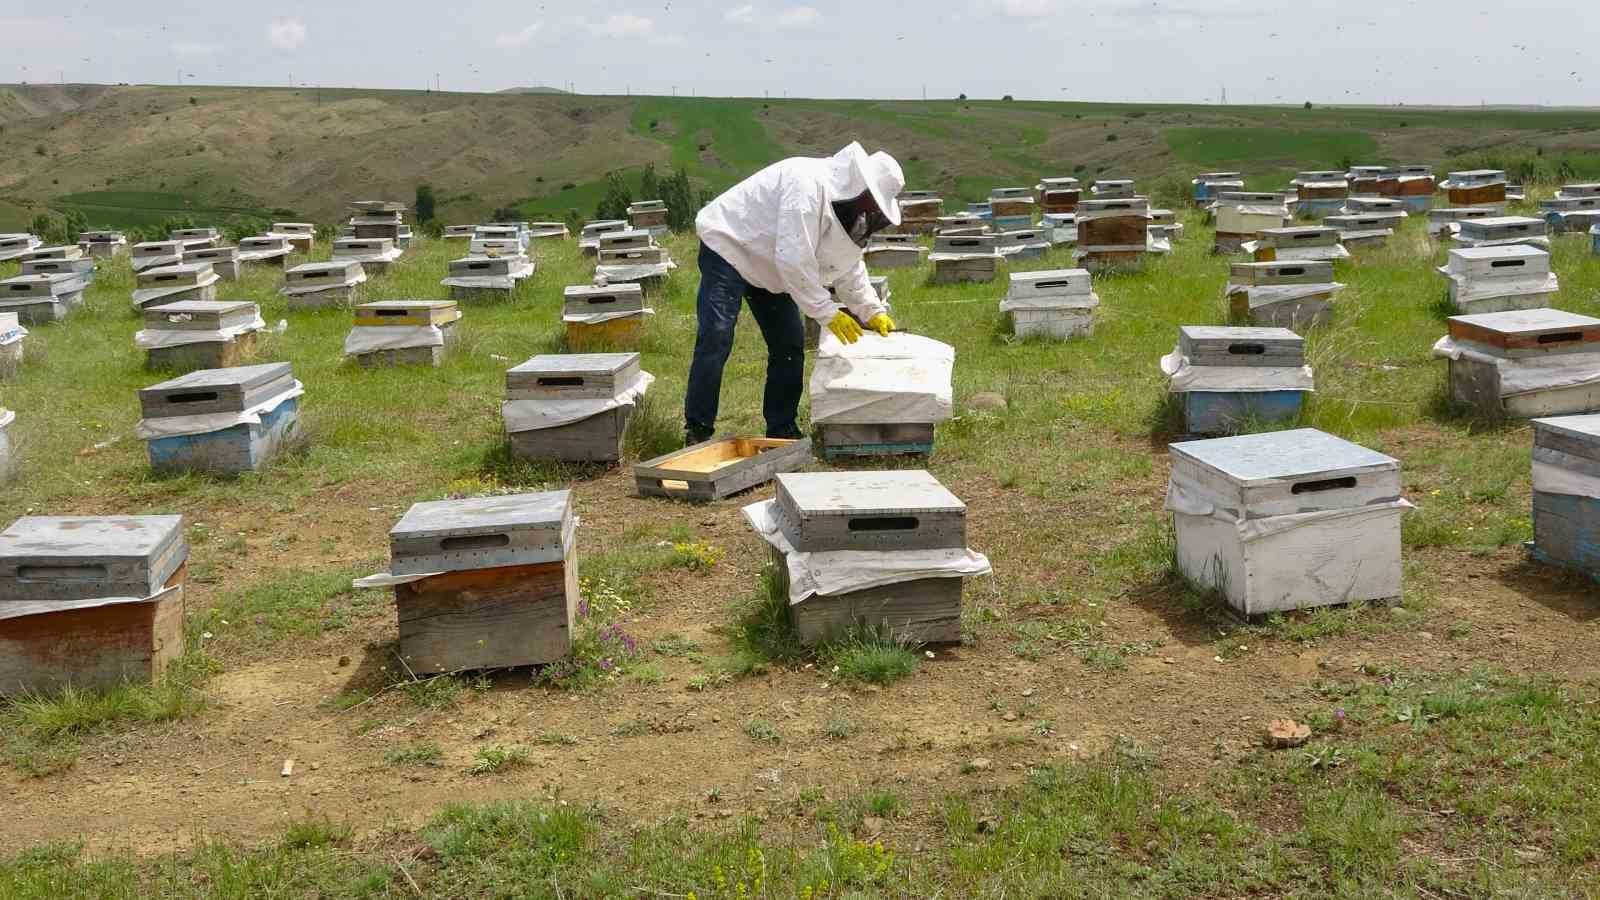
[1,0,1594,106]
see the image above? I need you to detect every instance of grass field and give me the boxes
[48,191,279,232]
[2,181,1600,896]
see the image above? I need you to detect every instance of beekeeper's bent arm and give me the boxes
[829,259,887,324]
[773,179,848,323]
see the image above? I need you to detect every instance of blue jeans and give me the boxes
[684,243,806,440]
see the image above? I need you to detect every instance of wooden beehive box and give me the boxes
[282,260,366,309]
[1172,326,1307,433]
[444,225,476,239]
[141,300,263,372]
[1445,170,1508,207]
[1294,171,1349,202]
[19,245,84,263]
[526,222,569,240]
[1179,325,1304,367]
[169,227,218,249]
[1324,215,1394,248]
[1438,245,1556,314]
[1192,173,1244,206]
[929,234,999,284]
[1249,226,1347,262]
[139,363,299,475]
[1228,260,1333,288]
[1529,414,1600,581]
[133,263,219,310]
[388,491,578,674]
[1428,207,1496,236]
[237,235,292,267]
[1168,429,1404,616]
[771,470,966,644]
[1004,268,1098,340]
[1227,262,1340,329]
[562,283,646,349]
[0,273,85,324]
[989,188,1035,219]
[598,230,655,254]
[1442,310,1600,419]
[271,222,315,254]
[333,238,401,275]
[864,234,925,269]
[79,231,128,258]
[634,437,812,502]
[19,256,96,286]
[627,201,669,231]
[1214,194,1288,249]
[1077,199,1152,248]
[505,353,642,463]
[0,234,41,262]
[131,240,186,272]
[182,245,241,281]
[1090,179,1135,199]
[1347,166,1386,195]
[1455,216,1547,247]
[349,300,461,367]
[0,515,188,695]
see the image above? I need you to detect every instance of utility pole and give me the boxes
[672,85,677,97]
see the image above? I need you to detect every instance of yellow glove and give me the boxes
[827,311,864,344]
[866,313,895,337]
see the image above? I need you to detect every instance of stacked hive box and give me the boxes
[564,283,650,350]
[1378,165,1437,212]
[0,273,84,324]
[475,224,527,251]
[1442,170,1508,211]
[1212,192,1290,254]
[333,237,403,275]
[348,201,408,246]
[751,470,986,644]
[1528,415,1600,581]
[1291,170,1350,218]
[136,362,301,475]
[997,227,1050,260]
[1540,184,1600,234]
[79,230,128,258]
[169,227,218,251]
[20,248,96,287]
[0,234,42,262]
[1347,165,1386,196]
[627,200,669,235]
[132,263,219,311]
[182,245,241,281]
[810,332,952,458]
[1227,261,1344,329]
[443,225,476,240]
[527,221,570,240]
[1243,226,1349,262]
[0,515,189,694]
[989,187,1036,235]
[281,260,367,309]
[503,353,652,463]
[596,230,676,293]
[0,312,23,378]
[1167,429,1407,615]
[238,235,293,268]
[1192,172,1244,208]
[1341,196,1407,227]
[896,190,943,235]
[1432,309,1600,418]
[138,300,265,371]
[270,223,316,254]
[1148,208,1183,244]
[442,253,534,301]
[1002,268,1099,340]
[469,236,523,258]
[1428,207,1496,237]
[381,492,580,674]
[1437,245,1557,314]
[1038,177,1082,214]
[1324,214,1395,249]
[579,220,628,256]
[131,240,185,273]
[929,234,1000,284]
[1090,179,1135,200]
[1162,326,1311,434]
[1077,198,1153,270]
[863,233,925,269]
[345,300,461,367]
[1453,216,1550,250]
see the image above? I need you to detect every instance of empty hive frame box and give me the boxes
[270,223,316,255]
[563,283,650,351]
[237,235,294,267]
[345,300,461,367]
[1432,309,1600,419]
[1324,214,1395,249]
[364,491,579,675]
[1453,216,1550,250]
[1192,172,1244,207]
[1437,245,1557,315]
[1243,226,1350,263]
[634,436,811,502]
[810,332,953,458]
[332,237,404,275]
[0,234,42,263]
[1212,193,1290,253]
[1166,428,1408,616]
[864,233,925,269]
[131,240,185,273]
[578,220,628,255]
[79,230,128,258]
[743,470,990,645]
[1529,414,1600,581]
[281,260,367,309]
[136,362,302,475]
[1162,326,1312,434]
[132,263,219,311]
[138,300,265,372]
[182,244,241,281]
[503,353,652,464]
[1002,268,1099,340]
[0,515,188,695]
[1076,198,1154,271]
[1442,170,1508,209]
[1227,261,1344,329]
[929,234,1000,284]
[0,272,86,324]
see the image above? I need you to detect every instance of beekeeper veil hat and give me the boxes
[826,142,906,226]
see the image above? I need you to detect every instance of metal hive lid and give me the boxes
[1170,428,1397,485]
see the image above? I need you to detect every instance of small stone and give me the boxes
[1001,712,1017,722]
[1163,657,1176,665]
[1263,718,1312,749]
[968,757,992,772]
[1418,632,1434,641]
[968,392,1007,411]
[1021,688,1034,698]
[860,816,885,837]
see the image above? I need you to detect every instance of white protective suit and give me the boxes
[696,142,901,325]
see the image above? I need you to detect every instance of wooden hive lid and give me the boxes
[1229,260,1335,286]
[388,491,573,575]
[1347,196,1403,211]
[506,352,640,400]
[899,189,940,200]
[598,229,654,249]
[80,230,125,241]
[1076,197,1150,215]
[143,298,257,320]
[334,237,396,251]
[1447,309,1600,351]
[1532,415,1600,463]
[1168,429,1400,517]
[0,514,188,602]
[1381,165,1433,177]
[1178,325,1304,366]
[23,245,84,261]
[1,273,79,297]
[989,187,1033,200]
[869,233,919,247]
[775,470,963,518]
[349,200,407,213]
[353,299,459,327]
[1195,171,1243,180]
[563,282,644,301]
[137,263,215,287]
[185,245,239,260]
[1259,226,1339,246]
[450,255,519,276]
[1010,268,1092,295]
[287,260,363,280]
[1457,216,1545,240]
[139,362,294,418]
[1324,214,1391,229]
[1445,244,1550,277]
[508,352,638,379]
[1293,170,1348,183]
[934,234,999,253]
[133,240,185,254]
[580,220,628,238]
[1447,169,1506,184]
[271,222,315,233]
[628,200,667,212]
[170,227,219,239]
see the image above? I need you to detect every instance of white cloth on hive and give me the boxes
[562,307,655,326]
[134,382,304,440]
[1160,348,1315,393]
[135,315,266,350]
[595,261,674,283]
[342,324,446,356]
[1223,283,1345,306]
[809,332,954,425]
[1431,336,1600,397]
[1164,481,1413,543]
[742,499,992,605]
[502,371,654,433]
[1532,457,1600,502]
[351,571,441,589]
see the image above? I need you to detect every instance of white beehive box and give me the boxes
[1323,214,1394,248]
[20,256,96,286]
[131,240,185,272]
[0,273,85,324]
[1528,414,1600,580]
[1434,309,1600,419]
[1090,179,1135,199]
[238,235,293,265]
[132,263,220,310]
[1245,226,1349,262]
[332,237,404,274]
[1454,216,1548,249]
[1213,193,1289,242]
[1437,245,1558,314]
[79,231,128,258]
[182,245,242,281]
[281,260,367,308]
[0,234,42,262]
[1226,261,1344,329]
[1428,207,1496,236]
[1167,428,1407,616]
[1002,268,1098,340]
[0,311,25,376]
[578,220,628,254]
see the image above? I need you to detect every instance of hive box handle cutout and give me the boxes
[169,391,219,404]
[17,564,109,581]
[1537,332,1582,344]
[440,534,511,552]
[1291,476,1358,494]
[1227,344,1266,356]
[847,516,920,532]
[536,376,585,387]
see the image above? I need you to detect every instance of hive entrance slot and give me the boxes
[18,565,108,581]
[168,391,219,404]
[537,376,585,387]
[1490,260,1526,268]
[1291,477,1357,494]
[848,516,920,532]
[440,534,511,552]
[1537,332,1582,344]
[1227,344,1266,356]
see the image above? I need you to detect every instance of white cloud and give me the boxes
[171,40,221,59]
[597,14,653,36]
[266,17,307,51]
[776,5,819,27]
[495,23,541,48]
[995,0,1064,16]
[725,4,756,22]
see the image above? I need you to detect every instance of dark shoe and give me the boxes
[684,429,714,448]
[766,426,804,440]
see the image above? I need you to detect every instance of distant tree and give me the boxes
[594,171,633,220]
[59,208,87,242]
[414,184,437,223]
[419,219,445,239]
[659,166,703,232]
[29,213,61,244]
[222,217,269,244]
[1001,95,1014,102]
[957,93,967,101]
[639,163,661,202]
[490,206,520,222]
[564,207,585,234]
[1303,101,1313,109]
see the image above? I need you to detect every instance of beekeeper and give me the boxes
[684,141,902,446]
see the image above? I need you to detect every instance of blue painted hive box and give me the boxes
[1529,415,1600,582]
[1169,326,1309,435]
[138,363,299,476]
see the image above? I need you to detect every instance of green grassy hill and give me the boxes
[1,84,1599,232]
